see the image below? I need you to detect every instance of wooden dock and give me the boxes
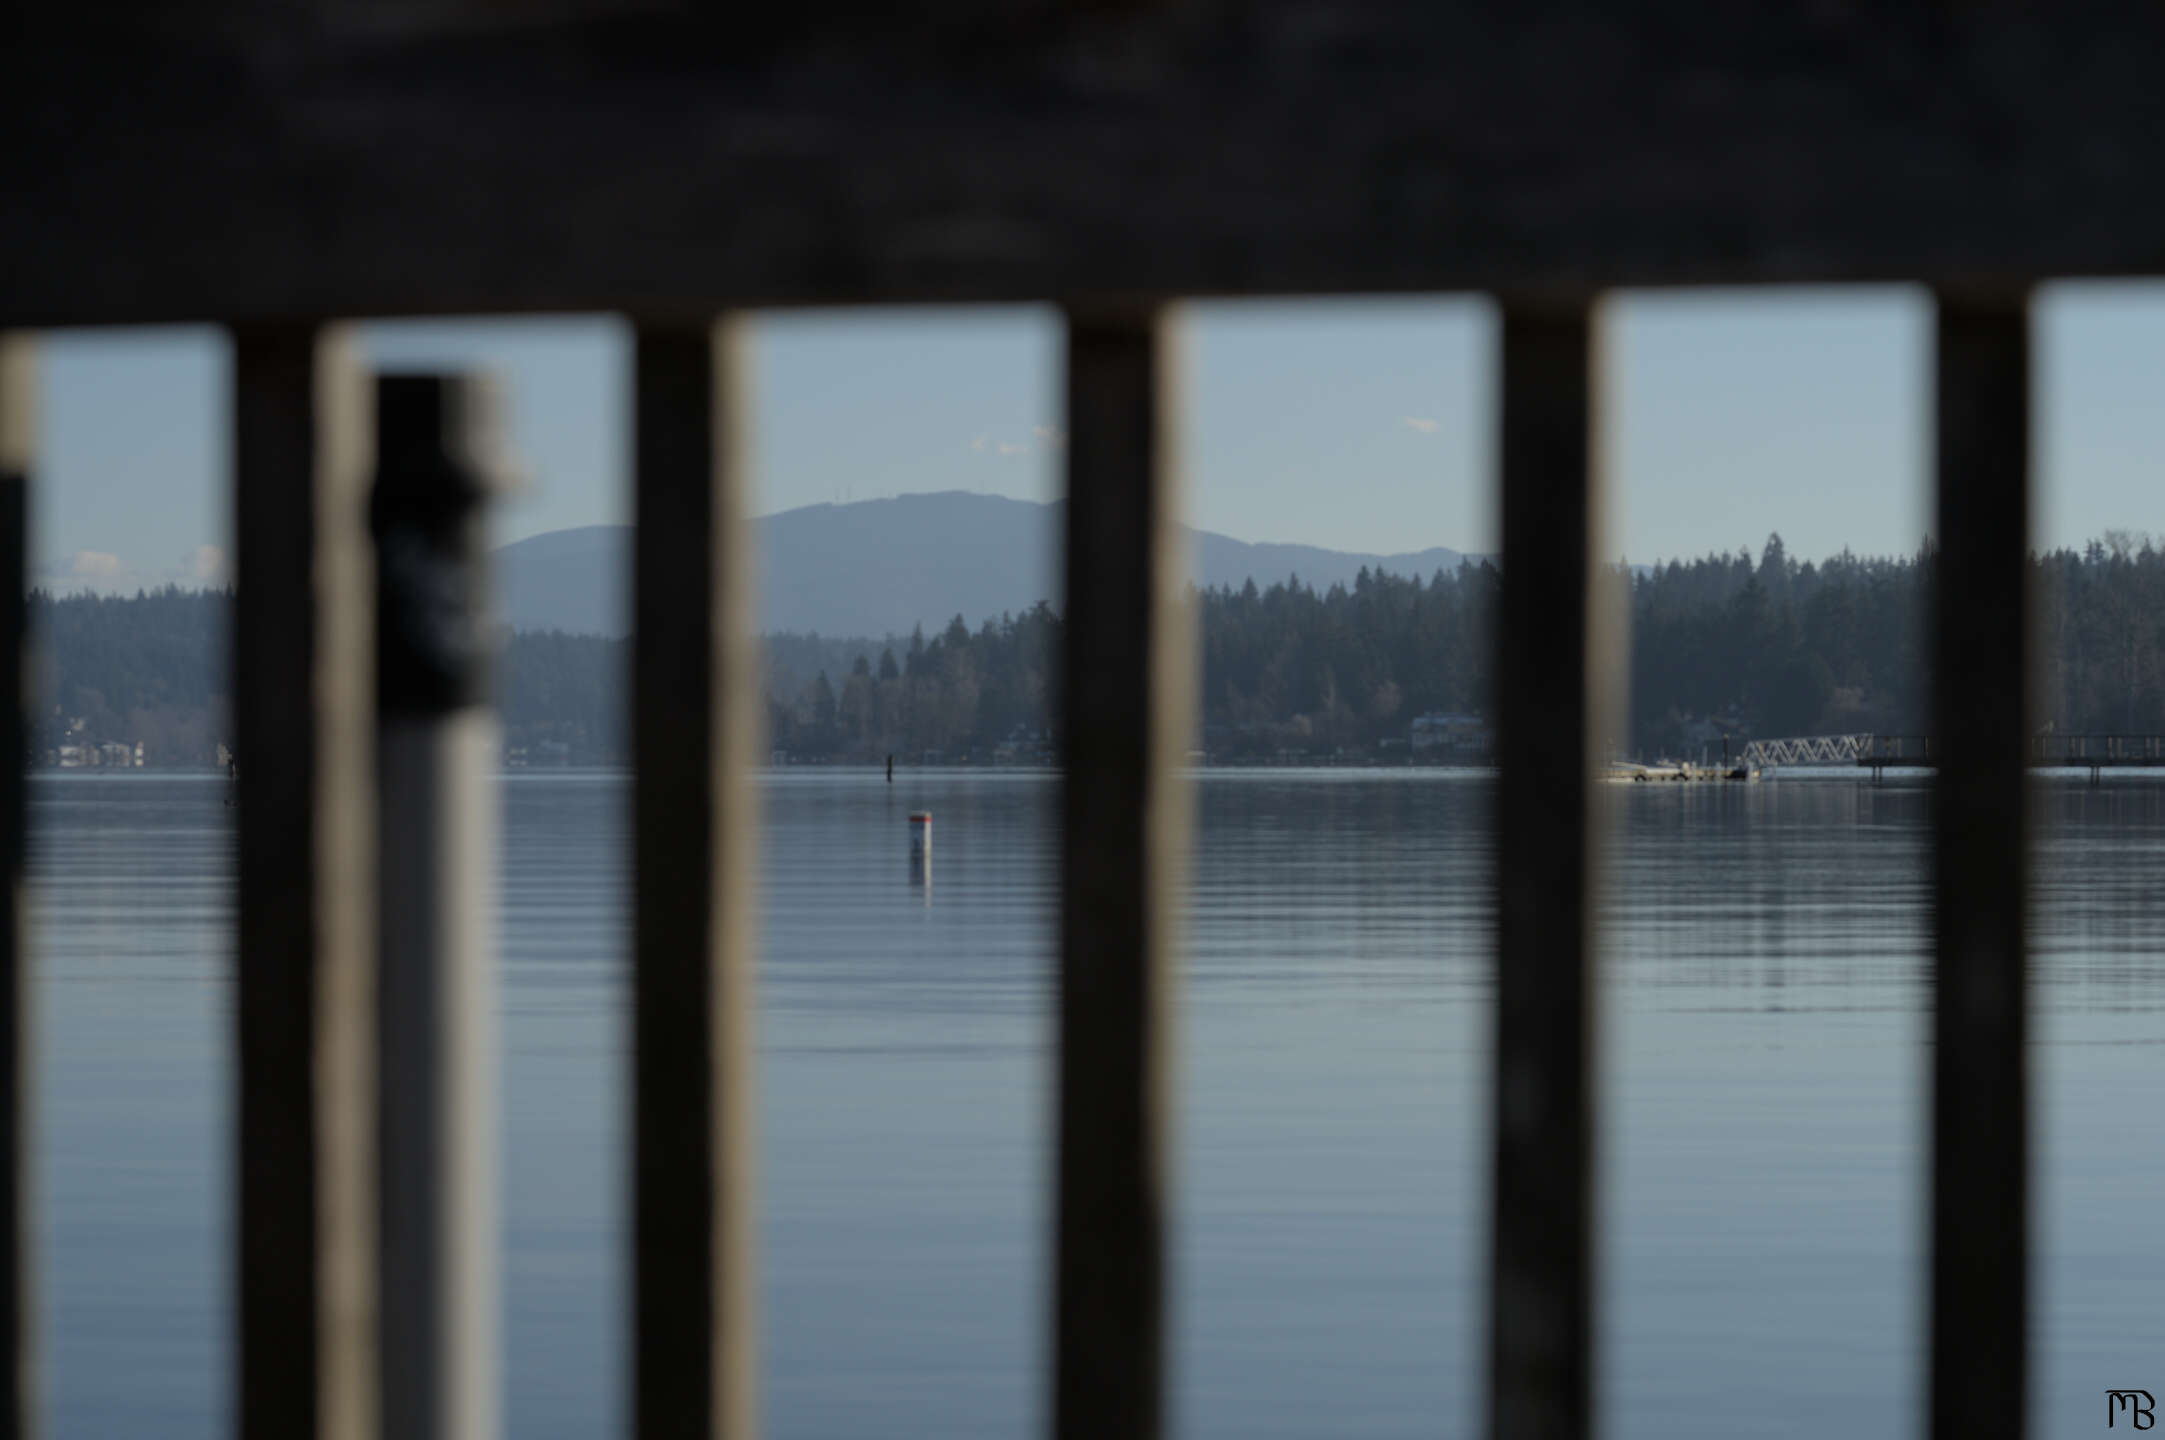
[1746,733,2165,783]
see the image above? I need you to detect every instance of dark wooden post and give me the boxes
[1931,290,2031,1440]
[373,374,506,1440]
[1055,303,1191,1440]
[632,319,758,1440]
[232,326,377,1440]
[1488,300,1610,1440]
[0,336,32,1440]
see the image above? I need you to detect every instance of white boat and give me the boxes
[1603,758,1755,783]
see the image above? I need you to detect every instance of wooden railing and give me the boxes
[0,290,2040,1440]
[2,9,2110,1440]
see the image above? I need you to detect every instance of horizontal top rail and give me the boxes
[8,7,2165,323]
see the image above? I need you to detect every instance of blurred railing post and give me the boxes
[0,335,30,1440]
[372,374,508,1440]
[1931,290,2031,1440]
[1488,299,1611,1440]
[232,326,377,1440]
[631,318,759,1440]
[1055,303,1190,1440]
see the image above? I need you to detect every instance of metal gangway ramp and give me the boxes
[1739,734,1877,771]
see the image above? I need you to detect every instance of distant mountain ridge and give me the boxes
[496,490,1478,639]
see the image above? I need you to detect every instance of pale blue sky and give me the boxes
[28,285,2165,589]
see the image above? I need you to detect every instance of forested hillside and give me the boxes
[29,532,2165,765]
[34,587,228,766]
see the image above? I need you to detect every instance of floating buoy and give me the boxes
[907,811,932,891]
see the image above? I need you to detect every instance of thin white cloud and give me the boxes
[185,545,227,583]
[37,544,236,594]
[974,426,1064,457]
[1401,416,1441,434]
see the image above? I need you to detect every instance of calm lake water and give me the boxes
[28,770,2165,1438]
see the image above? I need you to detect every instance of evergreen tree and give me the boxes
[33,534,2165,766]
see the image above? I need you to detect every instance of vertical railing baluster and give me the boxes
[632,319,758,1440]
[373,374,506,1440]
[1489,299,1611,1440]
[1931,291,2031,1440]
[0,335,33,1440]
[1054,304,1190,1440]
[232,326,377,1440]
